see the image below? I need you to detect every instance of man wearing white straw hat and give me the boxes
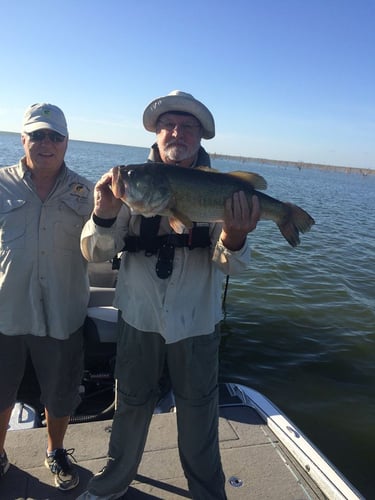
[79,90,260,500]
[0,103,93,491]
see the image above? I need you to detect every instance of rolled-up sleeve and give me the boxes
[81,206,130,262]
[212,237,250,275]
[209,222,250,275]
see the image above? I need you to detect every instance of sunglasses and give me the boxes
[27,130,66,143]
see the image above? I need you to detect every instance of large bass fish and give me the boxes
[111,163,315,247]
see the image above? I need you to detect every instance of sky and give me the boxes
[1,0,374,169]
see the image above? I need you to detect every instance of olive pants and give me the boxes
[87,318,227,500]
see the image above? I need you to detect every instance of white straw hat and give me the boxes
[143,90,215,139]
[22,103,68,136]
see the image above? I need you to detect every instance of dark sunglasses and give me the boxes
[27,130,66,143]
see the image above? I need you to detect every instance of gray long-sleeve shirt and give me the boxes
[81,206,251,344]
[0,159,94,339]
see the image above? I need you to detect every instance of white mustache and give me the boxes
[165,140,187,148]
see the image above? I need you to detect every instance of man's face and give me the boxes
[155,113,202,167]
[22,129,68,171]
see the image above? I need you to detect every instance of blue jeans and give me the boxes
[87,318,227,500]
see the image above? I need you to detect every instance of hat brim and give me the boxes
[23,122,67,136]
[143,95,215,139]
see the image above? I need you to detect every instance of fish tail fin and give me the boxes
[277,203,315,247]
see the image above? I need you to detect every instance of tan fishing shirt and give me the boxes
[81,206,251,344]
[0,159,94,339]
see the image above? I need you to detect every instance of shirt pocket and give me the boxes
[0,199,27,249]
[54,197,92,252]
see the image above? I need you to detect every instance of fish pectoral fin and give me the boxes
[169,218,185,234]
[229,171,267,190]
[168,210,193,234]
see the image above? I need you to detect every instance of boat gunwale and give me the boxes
[225,383,364,500]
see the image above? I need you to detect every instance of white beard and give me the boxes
[164,143,188,162]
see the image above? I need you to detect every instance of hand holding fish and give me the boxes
[221,192,260,250]
[94,170,123,219]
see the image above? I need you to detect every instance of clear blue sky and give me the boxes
[1,0,374,169]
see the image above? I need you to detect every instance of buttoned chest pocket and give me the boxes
[54,198,92,252]
[0,199,27,250]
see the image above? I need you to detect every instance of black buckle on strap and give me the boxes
[156,243,175,279]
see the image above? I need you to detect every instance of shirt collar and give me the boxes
[18,157,67,180]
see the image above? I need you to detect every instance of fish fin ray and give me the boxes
[195,166,267,190]
[169,218,185,234]
[277,203,315,247]
[195,165,219,173]
[169,210,193,233]
[229,171,267,190]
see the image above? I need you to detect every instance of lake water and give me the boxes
[1,131,374,497]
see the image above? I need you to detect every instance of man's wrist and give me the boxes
[92,213,117,227]
[220,230,247,251]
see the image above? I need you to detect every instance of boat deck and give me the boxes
[1,403,325,500]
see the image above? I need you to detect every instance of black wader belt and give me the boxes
[123,216,211,279]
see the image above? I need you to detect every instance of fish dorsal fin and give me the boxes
[195,165,220,173]
[195,166,267,190]
[228,171,267,190]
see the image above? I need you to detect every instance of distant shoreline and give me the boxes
[210,153,375,176]
[1,130,373,175]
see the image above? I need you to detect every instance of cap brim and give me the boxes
[23,122,67,136]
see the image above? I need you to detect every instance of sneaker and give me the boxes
[76,487,128,500]
[0,451,10,478]
[44,448,79,491]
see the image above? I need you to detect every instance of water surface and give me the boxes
[1,132,374,497]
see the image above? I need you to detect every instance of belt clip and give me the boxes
[156,243,175,279]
